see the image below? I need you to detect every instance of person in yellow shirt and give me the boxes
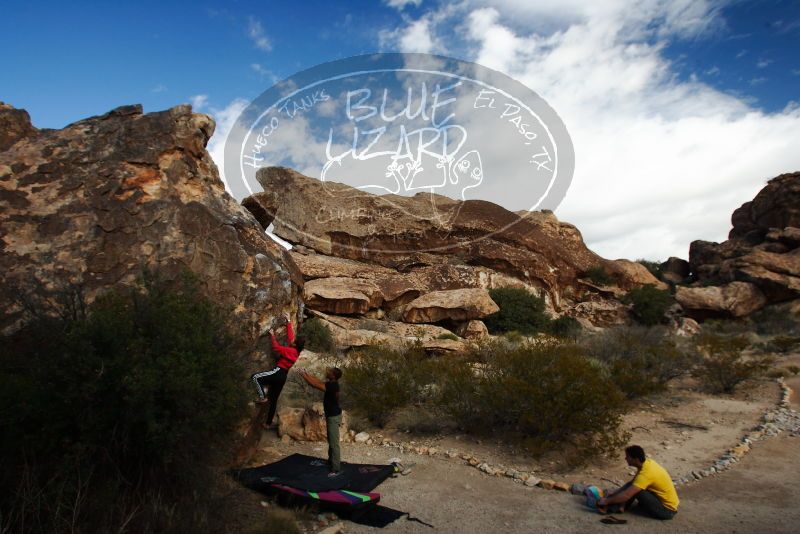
[597,445,679,520]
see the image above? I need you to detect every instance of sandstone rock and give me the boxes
[660,257,691,284]
[421,338,469,354]
[604,259,667,291]
[537,479,556,490]
[553,482,570,492]
[456,319,489,339]
[277,407,306,441]
[402,288,499,323]
[675,282,767,319]
[309,310,458,350]
[685,173,800,312]
[0,104,301,342]
[247,167,653,310]
[524,476,541,487]
[303,277,383,314]
[674,317,701,337]
[354,432,370,443]
[729,172,800,240]
[278,404,348,442]
[570,299,629,327]
[0,102,37,152]
[766,227,800,249]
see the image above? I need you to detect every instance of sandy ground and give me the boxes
[242,355,800,533]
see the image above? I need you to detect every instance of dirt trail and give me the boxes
[338,435,800,533]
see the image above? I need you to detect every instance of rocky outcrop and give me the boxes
[729,172,800,241]
[688,172,800,309]
[277,403,349,442]
[0,103,302,343]
[0,103,37,152]
[303,277,383,315]
[660,257,691,285]
[402,288,499,323]
[246,167,660,311]
[456,320,489,339]
[675,282,767,319]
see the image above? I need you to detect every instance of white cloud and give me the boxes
[248,16,272,51]
[251,63,278,83]
[190,94,209,110]
[373,0,800,261]
[151,83,167,93]
[385,0,423,9]
[757,58,773,68]
[205,98,250,192]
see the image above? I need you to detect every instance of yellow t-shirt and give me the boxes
[632,458,680,511]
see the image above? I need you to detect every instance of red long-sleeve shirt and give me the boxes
[271,321,299,370]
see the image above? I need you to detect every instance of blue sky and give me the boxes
[3,0,797,128]
[3,1,800,260]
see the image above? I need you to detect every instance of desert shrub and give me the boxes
[637,259,662,280]
[585,266,614,286]
[692,332,772,393]
[788,365,800,376]
[623,284,673,326]
[764,335,800,354]
[484,288,550,335]
[437,340,629,462]
[300,317,335,352]
[437,332,460,341]
[0,271,247,533]
[703,318,754,336]
[342,343,440,426]
[749,306,800,336]
[547,315,582,340]
[581,326,698,398]
[766,368,789,379]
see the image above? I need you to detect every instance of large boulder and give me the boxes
[0,102,37,152]
[402,288,499,323]
[604,259,667,290]
[729,172,800,241]
[686,172,800,311]
[245,167,656,309]
[660,257,691,284]
[0,103,302,342]
[675,281,767,319]
[302,277,383,314]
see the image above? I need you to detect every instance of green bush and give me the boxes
[436,332,460,341]
[765,335,800,354]
[584,266,614,286]
[484,288,550,335]
[749,306,800,336]
[547,315,582,340]
[692,332,772,393]
[581,326,698,399]
[342,343,439,426]
[438,340,629,463]
[623,284,673,326]
[300,317,335,352]
[0,271,247,533]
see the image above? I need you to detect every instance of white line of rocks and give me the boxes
[674,378,798,486]
[346,379,798,493]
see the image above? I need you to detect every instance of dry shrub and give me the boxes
[692,332,772,393]
[581,326,698,399]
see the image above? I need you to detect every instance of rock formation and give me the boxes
[243,167,665,336]
[681,172,800,318]
[0,103,302,344]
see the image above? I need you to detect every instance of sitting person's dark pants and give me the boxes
[619,482,677,520]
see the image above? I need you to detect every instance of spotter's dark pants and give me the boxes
[619,482,677,520]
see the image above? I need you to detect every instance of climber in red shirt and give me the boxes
[251,313,305,429]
